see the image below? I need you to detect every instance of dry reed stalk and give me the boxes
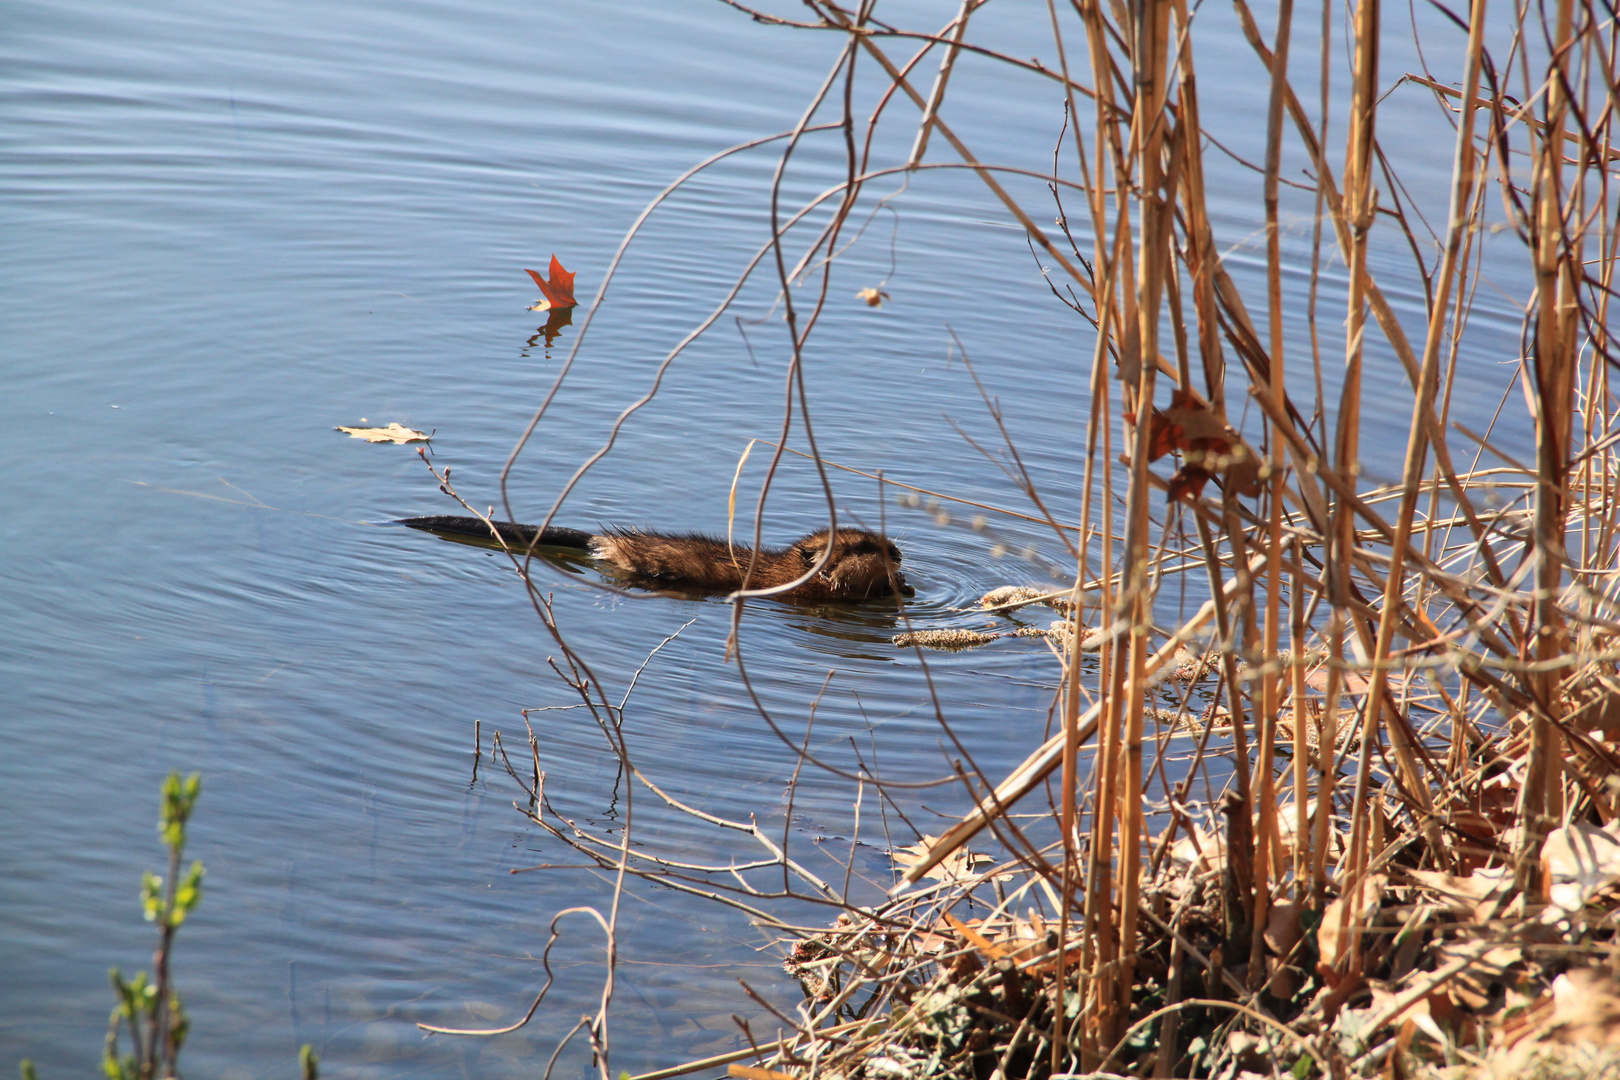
[433,0,1620,1074]
[1332,0,1384,982]
[1353,0,1492,900]
[1517,0,1580,897]
[901,547,1275,884]
[1253,0,1297,981]
[1107,0,1174,1041]
[1066,0,1133,1053]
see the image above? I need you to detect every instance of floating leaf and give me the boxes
[335,423,428,444]
[891,835,1005,884]
[525,255,577,310]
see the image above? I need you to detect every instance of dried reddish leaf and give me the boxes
[1164,389,1233,450]
[855,286,890,307]
[1125,408,1180,461]
[1135,391,1264,500]
[1160,391,1267,498]
[1222,450,1264,496]
[525,254,577,310]
[1167,465,1213,501]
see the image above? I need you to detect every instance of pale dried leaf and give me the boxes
[1005,913,1044,949]
[1544,819,1620,912]
[1264,899,1301,957]
[1408,866,1511,921]
[335,422,428,444]
[1168,829,1227,874]
[1168,806,1310,879]
[1318,873,1386,967]
[891,835,1005,884]
[1436,941,1521,977]
[1544,969,1620,1044]
[1496,1043,1620,1079]
[1435,941,1523,1011]
[1368,980,1434,1028]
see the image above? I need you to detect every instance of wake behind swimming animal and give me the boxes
[399,515,912,602]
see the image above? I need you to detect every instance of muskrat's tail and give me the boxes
[398,515,595,551]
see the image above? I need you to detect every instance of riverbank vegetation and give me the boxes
[428,0,1620,1076]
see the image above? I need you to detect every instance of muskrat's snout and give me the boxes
[839,558,911,600]
[844,538,912,600]
[797,528,913,601]
[877,541,913,599]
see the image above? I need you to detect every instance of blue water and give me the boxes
[1,0,1533,1076]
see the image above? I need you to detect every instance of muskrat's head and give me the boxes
[795,528,913,600]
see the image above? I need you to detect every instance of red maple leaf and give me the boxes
[524,255,577,309]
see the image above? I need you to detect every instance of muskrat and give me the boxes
[398,515,912,602]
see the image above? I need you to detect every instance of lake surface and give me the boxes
[2,1,1532,1076]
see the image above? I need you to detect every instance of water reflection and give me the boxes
[529,307,574,348]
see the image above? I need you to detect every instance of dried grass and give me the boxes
[419,0,1620,1076]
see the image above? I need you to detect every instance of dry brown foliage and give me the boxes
[413,0,1620,1076]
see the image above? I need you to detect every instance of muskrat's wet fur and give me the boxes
[399,515,911,602]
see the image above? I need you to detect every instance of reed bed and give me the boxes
[426,0,1620,1076]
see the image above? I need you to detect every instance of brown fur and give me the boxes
[593,527,910,601]
[398,516,910,602]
